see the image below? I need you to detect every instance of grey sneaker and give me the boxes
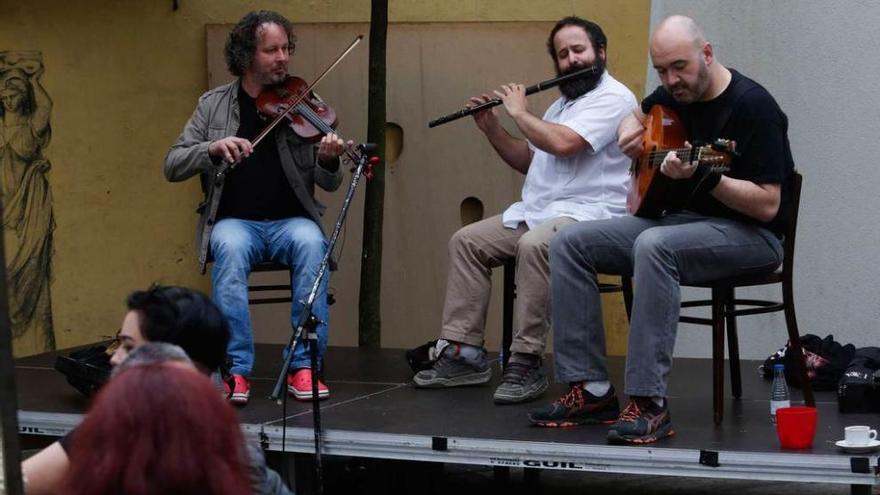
[493,353,549,404]
[413,343,491,388]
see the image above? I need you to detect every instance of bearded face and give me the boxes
[556,57,606,100]
[248,22,291,87]
[551,25,606,100]
[665,55,710,103]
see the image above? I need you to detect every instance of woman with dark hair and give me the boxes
[59,363,252,495]
[111,284,230,373]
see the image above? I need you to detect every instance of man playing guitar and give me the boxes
[528,15,794,444]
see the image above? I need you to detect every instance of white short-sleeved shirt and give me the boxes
[502,72,637,229]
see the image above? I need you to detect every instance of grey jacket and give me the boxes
[245,440,295,495]
[163,80,343,273]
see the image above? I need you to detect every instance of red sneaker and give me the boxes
[287,368,329,401]
[227,374,250,405]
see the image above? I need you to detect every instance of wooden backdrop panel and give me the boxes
[206,22,630,355]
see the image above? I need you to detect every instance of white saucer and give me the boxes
[835,439,880,453]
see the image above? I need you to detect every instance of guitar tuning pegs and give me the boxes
[711,139,740,158]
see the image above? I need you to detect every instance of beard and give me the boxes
[668,58,710,103]
[251,61,289,87]
[557,58,605,100]
[260,68,288,87]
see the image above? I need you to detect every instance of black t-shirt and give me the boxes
[641,69,794,234]
[216,87,307,221]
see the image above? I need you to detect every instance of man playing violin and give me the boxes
[414,17,637,405]
[529,15,794,444]
[164,10,347,405]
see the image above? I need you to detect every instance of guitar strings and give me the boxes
[637,148,730,168]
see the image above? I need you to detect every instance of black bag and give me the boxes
[760,334,855,390]
[838,347,880,413]
[54,341,114,396]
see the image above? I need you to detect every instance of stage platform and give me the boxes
[14,345,880,492]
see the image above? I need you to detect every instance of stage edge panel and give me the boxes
[18,412,879,488]
[249,424,879,488]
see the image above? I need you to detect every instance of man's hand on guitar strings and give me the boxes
[659,145,697,180]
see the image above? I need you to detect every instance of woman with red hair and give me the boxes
[59,363,253,495]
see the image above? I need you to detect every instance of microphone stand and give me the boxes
[270,143,378,495]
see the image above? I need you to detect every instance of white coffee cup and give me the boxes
[844,425,878,446]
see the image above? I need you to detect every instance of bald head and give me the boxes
[652,15,707,51]
[648,15,728,103]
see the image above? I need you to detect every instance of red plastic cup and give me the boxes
[776,406,817,449]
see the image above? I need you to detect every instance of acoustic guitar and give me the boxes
[626,105,736,218]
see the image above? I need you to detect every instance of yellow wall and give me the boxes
[0,0,650,356]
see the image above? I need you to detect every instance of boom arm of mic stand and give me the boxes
[269,146,375,402]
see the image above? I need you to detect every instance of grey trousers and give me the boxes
[550,212,783,397]
[440,214,576,355]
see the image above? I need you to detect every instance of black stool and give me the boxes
[500,260,632,368]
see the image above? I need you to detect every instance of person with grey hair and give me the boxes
[109,343,294,495]
[110,342,193,377]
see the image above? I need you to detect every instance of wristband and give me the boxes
[692,166,723,197]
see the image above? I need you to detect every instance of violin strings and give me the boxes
[295,102,364,162]
[296,103,335,135]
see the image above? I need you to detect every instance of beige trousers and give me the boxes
[439,214,576,355]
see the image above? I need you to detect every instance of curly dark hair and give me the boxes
[546,16,607,62]
[224,10,296,77]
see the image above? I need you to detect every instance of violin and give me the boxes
[257,75,338,142]
[214,35,365,181]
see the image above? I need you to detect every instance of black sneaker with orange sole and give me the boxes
[527,384,620,427]
[607,396,675,444]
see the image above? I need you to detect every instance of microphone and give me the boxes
[357,142,378,154]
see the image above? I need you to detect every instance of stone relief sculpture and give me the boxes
[0,51,55,354]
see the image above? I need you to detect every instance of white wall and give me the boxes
[647,0,880,358]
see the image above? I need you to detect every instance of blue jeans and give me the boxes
[210,217,329,377]
[550,212,783,397]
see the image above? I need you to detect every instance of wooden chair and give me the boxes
[679,171,814,424]
[248,261,294,305]
[501,261,632,368]
[247,261,336,306]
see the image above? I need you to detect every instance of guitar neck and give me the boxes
[646,147,697,166]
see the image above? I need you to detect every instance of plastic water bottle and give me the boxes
[770,363,791,423]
